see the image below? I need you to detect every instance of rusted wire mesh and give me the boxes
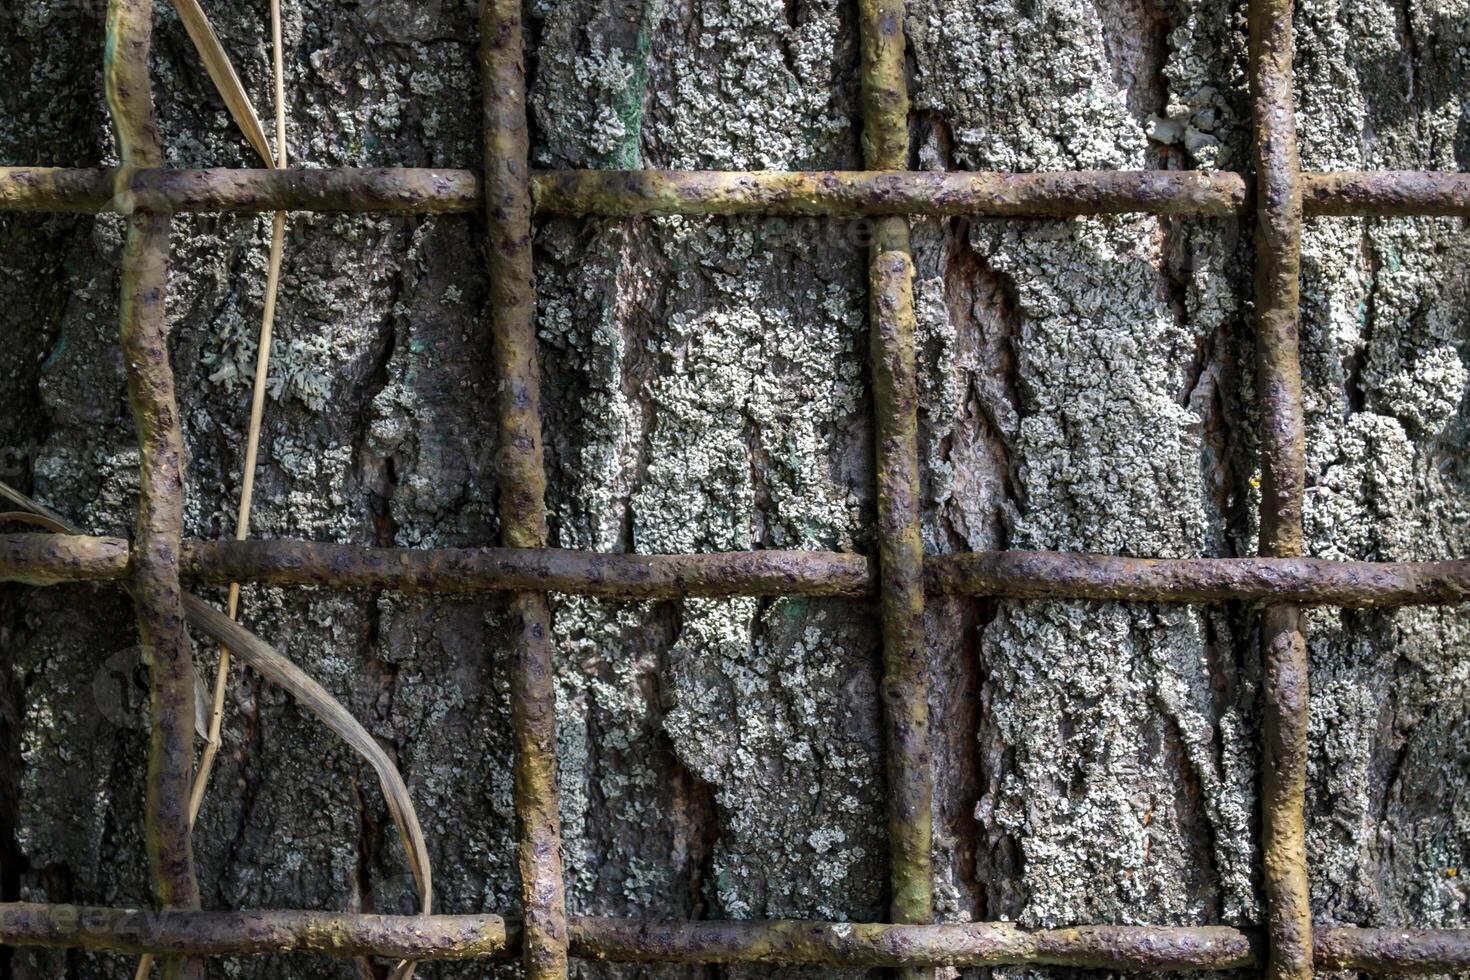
[2,0,1470,976]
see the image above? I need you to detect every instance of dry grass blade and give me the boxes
[174,0,302,969]
[157,1,311,973]
[168,0,274,167]
[0,480,434,974]
[188,206,287,828]
[186,0,291,830]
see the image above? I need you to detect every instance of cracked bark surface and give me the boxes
[1,0,1468,977]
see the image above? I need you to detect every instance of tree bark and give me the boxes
[1,0,1467,977]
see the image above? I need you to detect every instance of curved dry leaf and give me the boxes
[181,594,433,915]
[183,598,430,980]
[0,483,81,533]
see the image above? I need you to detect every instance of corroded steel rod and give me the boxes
[1248,0,1312,974]
[480,0,568,977]
[0,904,508,960]
[5,534,1470,608]
[869,231,935,944]
[104,3,203,979]
[6,905,1470,973]
[1301,171,1470,216]
[857,0,934,970]
[0,167,479,213]
[574,922,1469,972]
[1313,928,1470,973]
[178,540,876,596]
[535,169,1249,216]
[927,552,1470,605]
[570,918,1260,968]
[0,533,132,585]
[5,167,1466,217]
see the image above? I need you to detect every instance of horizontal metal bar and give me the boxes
[0,904,507,960]
[0,533,130,585]
[0,167,1464,218]
[0,533,873,596]
[569,918,1258,969]
[0,167,478,214]
[2,534,1469,607]
[533,169,1248,216]
[184,538,875,597]
[3,905,1468,973]
[928,552,1470,606]
[1301,171,1470,216]
[1315,927,1470,973]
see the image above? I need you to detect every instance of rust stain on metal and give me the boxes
[869,237,935,937]
[1249,0,1312,974]
[532,169,1250,217]
[180,540,876,597]
[857,0,934,970]
[568,918,1262,968]
[480,0,568,977]
[1314,927,1470,973]
[858,0,910,172]
[1250,0,1306,562]
[8,905,1470,974]
[1301,171,1470,216]
[104,3,203,979]
[929,552,1470,606]
[0,533,131,585]
[7,533,1470,608]
[0,904,508,960]
[11,166,1470,219]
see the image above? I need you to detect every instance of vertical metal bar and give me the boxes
[104,2,203,979]
[480,2,569,979]
[1248,0,1311,976]
[858,2,933,975]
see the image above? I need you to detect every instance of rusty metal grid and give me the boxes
[1,0,1470,976]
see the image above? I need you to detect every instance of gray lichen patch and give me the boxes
[908,0,1149,171]
[950,212,1259,926]
[660,596,887,920]
[1294,217,1470,932]
[530,0,892,946]
[536,209,885,930]
[153,0,482,169]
